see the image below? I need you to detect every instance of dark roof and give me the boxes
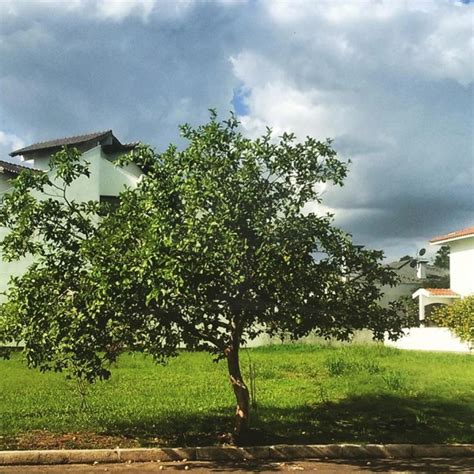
[9,130,137,157]
[386,261,448,284]
[0,159,42,175]
[10,130,111,156]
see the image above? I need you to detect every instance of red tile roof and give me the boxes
[430,226,474,244]
[424,288,459,297]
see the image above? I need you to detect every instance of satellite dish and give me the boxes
[418,248,426,256]
[409,260,417,268]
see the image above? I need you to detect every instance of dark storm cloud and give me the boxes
[229,1,473,258]
[0,1,267,150]
[0,0,472,259]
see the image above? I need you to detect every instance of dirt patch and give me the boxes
[0,430,141,451]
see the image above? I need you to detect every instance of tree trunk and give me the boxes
[225,344,250,443]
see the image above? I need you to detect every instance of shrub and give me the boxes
[430,296,474,344]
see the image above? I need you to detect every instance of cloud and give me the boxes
[414,3,474,86]
[265,0,473,87]
[0,0,472,259]
[0,0,197,23]
[95,0,157,21]
[229,1,473,258]
[231,51,352,140]
[0,0,250,147]
[0,131,25,162]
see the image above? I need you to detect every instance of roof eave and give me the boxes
[412,288,460,299]
[9,130,113,157]
[429,234,474,246]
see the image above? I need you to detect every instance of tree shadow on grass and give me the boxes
[253,394,474,445]
[104,409,235,447]
[104,393,474,447]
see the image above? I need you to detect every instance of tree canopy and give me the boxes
[0,113,404,439]
[431,296,474,344]
[433,245,450,269]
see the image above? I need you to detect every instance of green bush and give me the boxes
[430,296,474,344]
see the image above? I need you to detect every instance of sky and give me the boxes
[0,0,472,260]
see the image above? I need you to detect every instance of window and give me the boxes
[100,195,120,212]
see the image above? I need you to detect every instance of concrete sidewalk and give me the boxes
[1,458,474,473]
[1,444,473,466]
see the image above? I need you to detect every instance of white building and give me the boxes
[386,226,474,353]
[0,131,143,300]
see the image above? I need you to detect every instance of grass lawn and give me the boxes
[0,344,473,449]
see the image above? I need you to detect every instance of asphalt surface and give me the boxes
[1,458,474,473]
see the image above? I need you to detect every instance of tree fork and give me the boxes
[225,344,250,443]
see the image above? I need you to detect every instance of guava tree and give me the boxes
[0,113,403,441]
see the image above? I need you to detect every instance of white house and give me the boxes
[0,130,143,301]
[386,225,474,353]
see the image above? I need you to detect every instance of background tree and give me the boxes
[0,113,405,441]
[396,295,420,328]
[430,296,474,344]
[433,245,450,269]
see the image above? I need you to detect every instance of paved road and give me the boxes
[1,458,473,473]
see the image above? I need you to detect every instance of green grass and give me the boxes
[1,344,473,448]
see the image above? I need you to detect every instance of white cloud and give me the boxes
[266,1,410,26]
[0,0,83,16]
[231,52,349,140]
[413,4,474,86]
[264,0,473,87]
[95,0,157,21]
[0,0,196,22]
[0,131,26,164]
[94,0,196,22]
[0,131,24,152]
[239,81,344,140]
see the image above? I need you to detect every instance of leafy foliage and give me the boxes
[1,113,406,434]
[422,274,450,290]
[433,245,450,269]
[430,296,474,344]
[0,148,112,381]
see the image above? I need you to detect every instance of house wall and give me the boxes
[99,149,142,196]
[0,146,142,303]
[380,282,419,307]
[385,327,471,353]
[0,174,25,303]
[246,329,375,348]
[449,237,474,297]
[0,175,11,195]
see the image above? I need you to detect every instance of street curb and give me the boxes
[0,444,473,465]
